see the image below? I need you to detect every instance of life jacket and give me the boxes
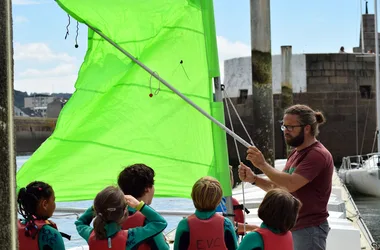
[121,211,151,250]
[255,228,293,250]
[88,230,128,250]
[187,213,227,250]
[18,219,58,250]
[232,197,244,223]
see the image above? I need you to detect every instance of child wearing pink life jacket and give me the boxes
[237,188,302,250]
[174,176,238,250]
[75,186,167,250]
[17,181,68,250]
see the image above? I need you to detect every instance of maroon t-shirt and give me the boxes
[282,141,334,230]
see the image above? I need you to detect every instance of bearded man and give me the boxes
[238,104,334,250]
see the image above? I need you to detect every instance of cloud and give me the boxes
[13,37,251,94]
[14,42,79,93]
[216,36,250,82]
[15,74,77,94]
[14,42,76,63]
[14,16,29,23]
[12,0,47,5]
[19,64,78,78]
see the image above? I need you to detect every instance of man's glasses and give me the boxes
[281,124,305,132]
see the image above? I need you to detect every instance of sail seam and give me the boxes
[48,136,212,167]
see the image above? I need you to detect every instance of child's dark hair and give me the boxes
[17,181,53,221]
[258,189,302,233]
[117,163,155,198]
[93,186,126,240]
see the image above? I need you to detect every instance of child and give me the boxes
[75,186,167,249]
[17,181,66,250]
[174,176,238,250]
[118,163,169,249]
[216,166,257,235]
[237,188,302,250]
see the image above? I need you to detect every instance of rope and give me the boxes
[224,90,254,145]
[223,90,247,236]
[149,71,161,97]
[360,89,372,154]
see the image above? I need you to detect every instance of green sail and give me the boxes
[16,0,231,201]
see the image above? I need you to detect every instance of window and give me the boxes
[237,89,248,104]
[359,85,372,99]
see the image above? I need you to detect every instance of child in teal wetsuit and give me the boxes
[174,176,238,250]
[237,188,302,250]
[17,181,67,250]
[75,186,167,249]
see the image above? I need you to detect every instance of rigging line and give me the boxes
[355,67,359,155]
[360,77,373,154]
[224,89,254,146]
[65,14,70,39]
[371,130,377,153]
[75,21,79,48]
[223,91,247,236]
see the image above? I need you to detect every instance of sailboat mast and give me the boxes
[361,0,365,53]
[374,0,380,151]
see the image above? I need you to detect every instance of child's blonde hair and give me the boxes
[191,176,222,211]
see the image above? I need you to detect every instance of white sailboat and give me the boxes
[338,0,380,198]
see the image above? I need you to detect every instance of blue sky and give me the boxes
[12,0,370,93]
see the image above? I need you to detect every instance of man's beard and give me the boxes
[285,130,305,147]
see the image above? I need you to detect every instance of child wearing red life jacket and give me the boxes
[174,176,238,250]
[17,181,68,250]
[117,163,169,250]
[237,188,302,250]
[75,186,167,250]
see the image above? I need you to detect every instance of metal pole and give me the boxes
[0,0,17,248]
[87,23,252,149]
[280,45,293,157]
[250,0,274,166]
[214,77,234,222]
[361,0,365,53]
[374,0,380,152]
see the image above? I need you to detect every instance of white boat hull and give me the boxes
[339,154,380,197]
[340,168,380,197]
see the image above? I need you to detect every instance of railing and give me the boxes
[340,153,380,171]
[54,207,192,218]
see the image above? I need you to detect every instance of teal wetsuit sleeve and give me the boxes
[38,225,65,250]
[126,205,167,250]
[152,232,170,249]
[237,231,263,250]
[224,218,238,250]
[75,206,95,242]
[173,218,189,250]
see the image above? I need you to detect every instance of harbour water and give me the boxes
[16,156,380,248]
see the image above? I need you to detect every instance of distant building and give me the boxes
[24,94,55,117]
[24,94,55,109]
[14,106,29,117]
[19,107,43,117]
[47,98,68,118]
